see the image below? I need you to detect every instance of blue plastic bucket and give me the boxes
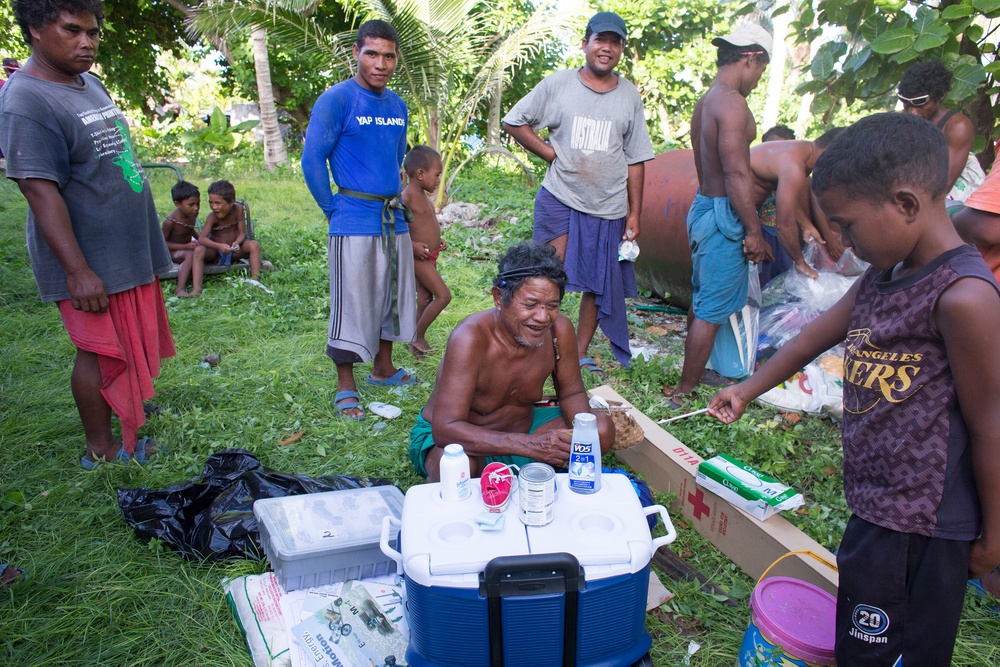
[736,576,837,667]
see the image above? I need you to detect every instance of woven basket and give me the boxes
[602,407,645,451]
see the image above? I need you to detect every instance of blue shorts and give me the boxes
[687,194,748,324]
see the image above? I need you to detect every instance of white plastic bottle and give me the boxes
[439,443,472,501]
[568,413,601,494]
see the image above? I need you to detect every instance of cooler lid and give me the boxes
[252,486,403,559]
[525,473,651,572]
[399,481,529,581]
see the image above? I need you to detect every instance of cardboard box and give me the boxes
[592,386,839,595]
[696,454,804,520]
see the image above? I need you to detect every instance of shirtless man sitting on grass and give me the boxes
[409,241,614,481]
[198,179,264,281]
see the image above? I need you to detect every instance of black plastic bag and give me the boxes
[117,448,391,561]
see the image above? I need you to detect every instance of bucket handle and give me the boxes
[644,504,678,549]
[757,549,838,584]
[380,515,402,575]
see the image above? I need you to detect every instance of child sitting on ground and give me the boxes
[198,179,266,283]
[709,113,1000,664]
[162,180,205,298]
[402,145,451,358]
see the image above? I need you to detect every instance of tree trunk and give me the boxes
[761,14,790,132]
[428,106,441,152]
[486,78,502,146]
[251,26,288,170]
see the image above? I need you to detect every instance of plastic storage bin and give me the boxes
[254,486,403,592]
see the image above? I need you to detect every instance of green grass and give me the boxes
[2,163,998,666]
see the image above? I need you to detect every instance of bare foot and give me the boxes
[982,567,1000,598]
[175,290,189,298]
[335,394,365,420]
[180,290,201,299]
[409,341,434,359]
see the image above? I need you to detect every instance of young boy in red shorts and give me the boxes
[710,113,1000,665]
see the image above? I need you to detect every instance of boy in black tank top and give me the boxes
[708,113,1000,665]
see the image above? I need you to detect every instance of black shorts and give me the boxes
[836,515,970,666]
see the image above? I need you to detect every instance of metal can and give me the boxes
[518,462,556,526]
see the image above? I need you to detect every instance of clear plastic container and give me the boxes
[253,486,404,591]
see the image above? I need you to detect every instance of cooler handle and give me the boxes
[379,515,402,575]
[645,504,677,549]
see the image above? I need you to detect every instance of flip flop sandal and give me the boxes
[700,370,735,387]
[666,396,686,411]
[0,564,25,590]
[80,437,161,469]
[579,357,604,379]
[366,368,418,386]
[334,390,366,421]
[367,402,402,419]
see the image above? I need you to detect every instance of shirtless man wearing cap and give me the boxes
[671,23,773,407]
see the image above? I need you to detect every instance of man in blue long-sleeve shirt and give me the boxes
[302,19,417,420]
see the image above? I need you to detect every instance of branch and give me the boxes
[162,0,235,63]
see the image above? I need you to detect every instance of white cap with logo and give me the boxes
[711,23,773,60]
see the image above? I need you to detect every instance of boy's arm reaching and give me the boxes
[935,277,1000,578]
[710,279,860,423]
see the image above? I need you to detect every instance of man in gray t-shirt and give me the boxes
[0,1,174,468]
[503,12,654,374]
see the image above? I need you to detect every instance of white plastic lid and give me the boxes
[574,412,596,427]
[443,443,464,457]
[253,487,403,559]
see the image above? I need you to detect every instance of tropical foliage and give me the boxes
[787,0,997,163]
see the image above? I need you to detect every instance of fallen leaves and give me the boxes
[279,430,304,446]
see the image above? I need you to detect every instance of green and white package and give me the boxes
[695,454,804,520]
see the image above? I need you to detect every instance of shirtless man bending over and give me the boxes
[671,23,773,407]
[409,241,614,481]
[750,128,844,285]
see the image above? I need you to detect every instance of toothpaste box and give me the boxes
[695,454,804,521]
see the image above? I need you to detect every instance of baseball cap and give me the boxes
[586,12,628,40]
[2,58,20,71]
[712,23,773,59]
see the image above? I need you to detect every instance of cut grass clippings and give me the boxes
[1,161,997,665]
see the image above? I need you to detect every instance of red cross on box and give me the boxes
[688,488,711,520]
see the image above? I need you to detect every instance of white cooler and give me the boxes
[381,473,676,667]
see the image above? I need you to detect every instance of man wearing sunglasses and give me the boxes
[897,60,975,192]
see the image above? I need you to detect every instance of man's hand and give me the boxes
[708,386,748,424]
[623,217,640,243]
[825,234,845,262]
[969,536,1000,579]
[794,261,819,280]
[66,266,108,313]
[743,232,773,264]
[531,430,573,468]
[412,240,429,261]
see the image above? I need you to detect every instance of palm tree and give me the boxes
[192,0,561,201]
[251,26,289,169]
[181,1,348,170]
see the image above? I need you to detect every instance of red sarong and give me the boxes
[58,280,175,454]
